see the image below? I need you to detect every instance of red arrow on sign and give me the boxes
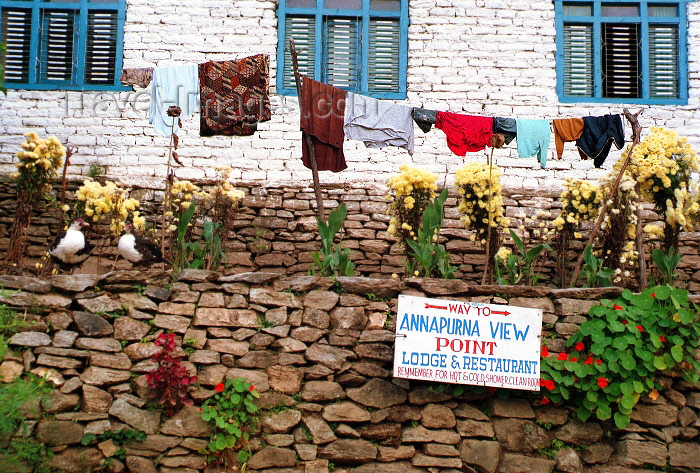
[491,310,511,316]
[425,303,448,310]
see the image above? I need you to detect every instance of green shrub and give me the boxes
[540,285,700,428]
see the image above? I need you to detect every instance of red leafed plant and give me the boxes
[145,333,197,415]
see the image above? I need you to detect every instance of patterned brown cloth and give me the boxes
[300,76,347,172]
[120,68,153,88]
[198,54,271,136]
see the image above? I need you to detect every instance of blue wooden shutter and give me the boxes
[324,17,359,89]
[562,23,593,97]
[367,18,399,93]
[602,23,641,98]
[85,10,118,85]
[1,8,32,83]
[39,9,77,83]
[283,15,315,89]
[649,24,679,99]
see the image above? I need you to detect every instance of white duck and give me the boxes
[49,218,92,270]
[118,222,164,266]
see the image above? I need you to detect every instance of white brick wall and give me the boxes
[0,0,699,191]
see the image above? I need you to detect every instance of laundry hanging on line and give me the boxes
[435,112,493,156]
[199,54,272,137]
[516,119,551,169]
[553,118,585,160]
[120,68,153,88]
[344,92,415,155]
[577,114,625,168]
[299,76,347,173]
[148,65,199,136]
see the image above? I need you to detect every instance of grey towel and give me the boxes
[344,92,415,155]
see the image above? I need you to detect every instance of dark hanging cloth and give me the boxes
[120,68,153,88]
[576,114,625,168]
[300,76,347,172]
[412,108,438,133]
[493,117,517,145]
[198,54,271,136]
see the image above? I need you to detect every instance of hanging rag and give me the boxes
[343,93,414,155]
[493,117,517,145]
[149,65,199,136]
[120,68,153,88]
[552,118,585,159]
[300,76,347,172]
[516,119,551,168]
[412,108,438,133]
[576,114,625,168]
[435,112,493,156]
[199,54,271,137]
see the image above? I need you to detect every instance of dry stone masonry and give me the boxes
[0,270,697,473]
[2,177,700,290]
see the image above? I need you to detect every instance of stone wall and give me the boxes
[0,270,698,473]
[2,177,700,289]
[0,0,699,190]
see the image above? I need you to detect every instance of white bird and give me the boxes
[118,222,164,266]
[49,218,92,270]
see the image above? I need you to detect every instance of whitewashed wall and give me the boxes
[0,0,698,191]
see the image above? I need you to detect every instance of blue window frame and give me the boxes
[0,0,128,91]
[555,0,690,104]
[276,0,408,99]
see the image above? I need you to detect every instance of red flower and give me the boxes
[541,397,550,405]
[621,320,628,325]
[575,342,584,351]
[249,385,255,392]
[584,356,593,365]
[636,326,644,333]
[557,353,568,361]
[651,293,656,298]
[199,407,203,412]
[594,359,602,365]
[597,377,609,389]
[541,346,549,357]
[215,383,225,392]
[613,304,623,310]
[659,335,666,343]
[540,379,555,391]
[570,357,578,362]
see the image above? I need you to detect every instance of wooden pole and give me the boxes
[569,108,643,287]
[290,38,326,222]
[635,185,647,289]
[482,147,496,285]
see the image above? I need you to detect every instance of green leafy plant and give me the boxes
[310,204,355,278]
[81,429,146,447]
[404,189,457,279]
[201,378,260,467]
[172,201,225,273]
[494,230,551,286]
[540,285,700,429]
[580,245,614,288]
[650,247,682,286]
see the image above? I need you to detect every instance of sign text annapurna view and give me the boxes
[393,295,543,391]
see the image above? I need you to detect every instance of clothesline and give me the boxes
[124,56,632,172]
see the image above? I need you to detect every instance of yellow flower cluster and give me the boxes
[454,163,509,241]
[552,179,601,231]
[171,179,202,210]
[386,165,438,243]
[665,187,700,232]
[626,126,698,205]
[15,132,65,173]
[495,246,512,261]
[76,180,143,235]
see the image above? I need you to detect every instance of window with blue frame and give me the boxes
[555,0,689,104]
[0,0,126,90]
[276,0,408,99]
